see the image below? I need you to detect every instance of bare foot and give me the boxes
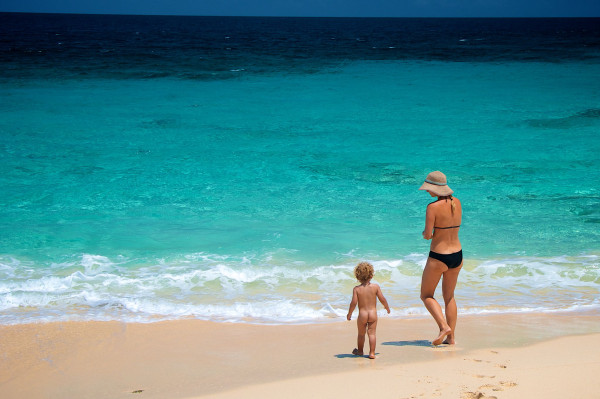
[352,348,364,356]
[369,353,376,359]
[432,327,452,346]
[443,335,456,345]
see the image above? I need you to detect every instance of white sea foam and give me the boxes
[0,252,598,325]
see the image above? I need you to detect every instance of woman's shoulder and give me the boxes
[427,196,461,212]
[428,196,461,203]
[426,199,443,208]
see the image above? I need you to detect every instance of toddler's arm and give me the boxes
[377,286,391,314]
[347,286,358,320]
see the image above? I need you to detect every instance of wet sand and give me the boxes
[1,311,599,399]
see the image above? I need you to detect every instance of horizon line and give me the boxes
[1,11,599,19]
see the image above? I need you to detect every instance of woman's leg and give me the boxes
[420,257,451,345]
[441,263,462,344]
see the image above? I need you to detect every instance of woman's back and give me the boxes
[428,196,462,253]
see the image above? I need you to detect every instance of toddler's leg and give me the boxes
[367,319,378,359]
[353,314,368,356]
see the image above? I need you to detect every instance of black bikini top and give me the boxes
[434,225,461,230]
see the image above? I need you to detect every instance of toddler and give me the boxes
[347,261,390,359]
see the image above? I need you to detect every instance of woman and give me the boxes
[419,171,462,345]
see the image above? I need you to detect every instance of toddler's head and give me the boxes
[354,261,374,284]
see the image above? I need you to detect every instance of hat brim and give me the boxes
[419,181,453,196]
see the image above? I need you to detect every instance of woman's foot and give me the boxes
[369,353,376,359]
[442,335,456,345]
[432,327,452,346]
[352,348,364,356]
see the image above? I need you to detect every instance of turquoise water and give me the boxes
[1,59,599,323]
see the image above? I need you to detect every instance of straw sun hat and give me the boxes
[419,171,453,196]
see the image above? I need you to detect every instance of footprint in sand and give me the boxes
[465,358,494,364]
[462,392,497,399]
[478,383,504,392]
[477,380,518,392]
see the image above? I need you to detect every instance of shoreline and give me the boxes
[1,252,597,326]
[1,311,599,399]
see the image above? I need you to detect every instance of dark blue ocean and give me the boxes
[1,13,599,324]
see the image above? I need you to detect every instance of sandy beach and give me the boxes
[2,9,599,399]
[1,311,599,399]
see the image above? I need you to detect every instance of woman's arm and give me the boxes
[422,203,435,240]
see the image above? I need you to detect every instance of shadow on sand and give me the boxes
[381,340,432,347]
[334,353,378,359]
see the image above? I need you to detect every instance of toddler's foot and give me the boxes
[432,327,452,346]
[352,348,364,356]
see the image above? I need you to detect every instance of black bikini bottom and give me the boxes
[429,250,463,269]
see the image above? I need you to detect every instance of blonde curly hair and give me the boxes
[354,261,374,283]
